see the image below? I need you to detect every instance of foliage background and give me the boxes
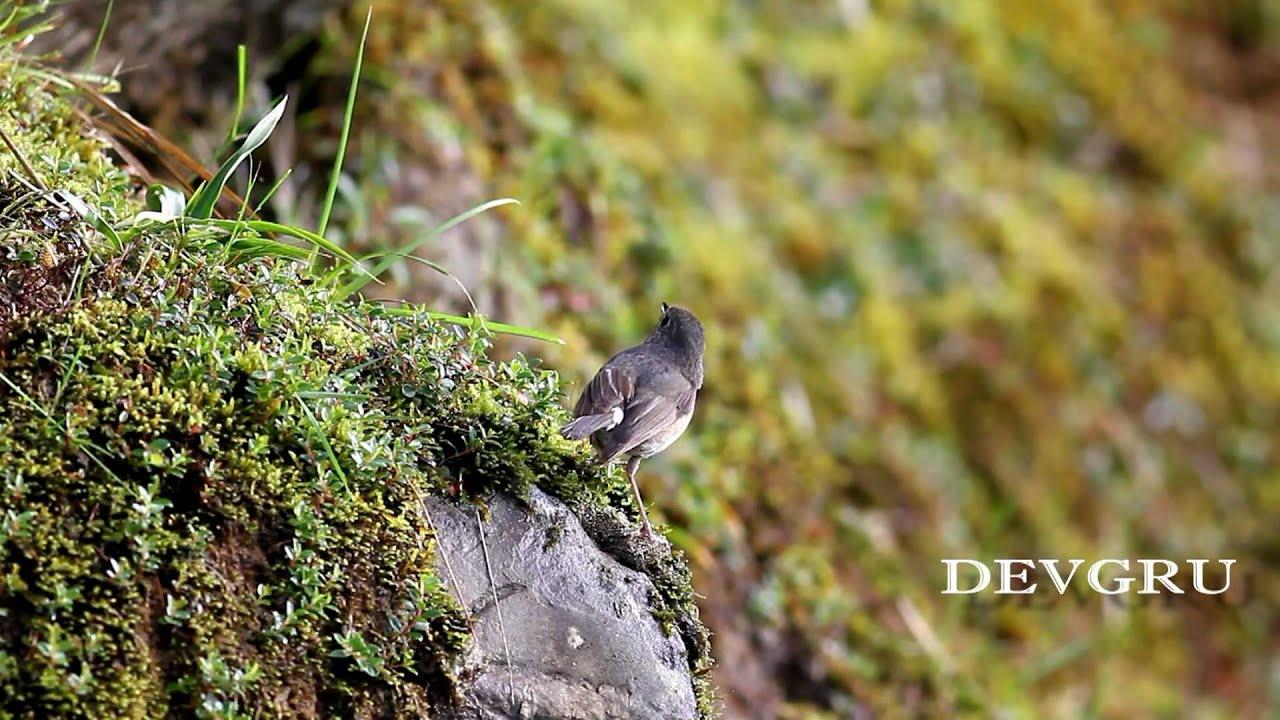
[40,0,1280,717]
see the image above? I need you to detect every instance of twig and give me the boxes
[409,483,476,636]
[476,507,515,708]
[0,120,46,191]
[897,597,953,672]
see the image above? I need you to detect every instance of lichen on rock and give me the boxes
[0,29,713,720]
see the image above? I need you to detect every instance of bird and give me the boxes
[561,303,705,537]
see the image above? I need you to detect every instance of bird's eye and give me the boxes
[660,315,671,328]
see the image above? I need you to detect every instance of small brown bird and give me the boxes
[562,303,705,537]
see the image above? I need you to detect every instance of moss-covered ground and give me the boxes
[0,26,713,719]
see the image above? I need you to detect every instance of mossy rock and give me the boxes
[0,44,713,720]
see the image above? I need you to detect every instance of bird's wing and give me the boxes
[573,363,636,418]
[600,365,695,460]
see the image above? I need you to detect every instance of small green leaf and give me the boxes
[145,184,186,218]
[57,190,122,251]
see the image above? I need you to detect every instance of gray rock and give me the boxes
[427,488,698,720]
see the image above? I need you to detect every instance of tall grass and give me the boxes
[315,7,371,241]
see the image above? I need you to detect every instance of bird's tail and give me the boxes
[560,408,622,440]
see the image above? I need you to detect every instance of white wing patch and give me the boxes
[599,368,625,430]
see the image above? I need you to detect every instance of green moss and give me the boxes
[0,44,713,720]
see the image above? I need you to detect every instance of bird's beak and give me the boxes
[661,301,670,314]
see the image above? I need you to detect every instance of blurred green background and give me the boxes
[40,0,1280,717]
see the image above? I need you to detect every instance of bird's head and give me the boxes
[647,302,705,386]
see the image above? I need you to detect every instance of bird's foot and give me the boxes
[637,520,667,545]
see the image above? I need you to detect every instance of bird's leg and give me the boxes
[625,456,654,538]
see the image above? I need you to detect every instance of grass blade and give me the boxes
[335,197,520,300]
[315,6,371,240]
[231,44,247,138]
[57,190,123,252]
[0,120,46,190]
[198,218,361,266]
[227,236,311,261]
[68,77,237,203]
[355,251,478,314]
[187,96,288,220]
[254,168,293,214]
[294,392,349,492]
[296,391,371,401]
[85,0,114,72]
[379,305,564,345]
